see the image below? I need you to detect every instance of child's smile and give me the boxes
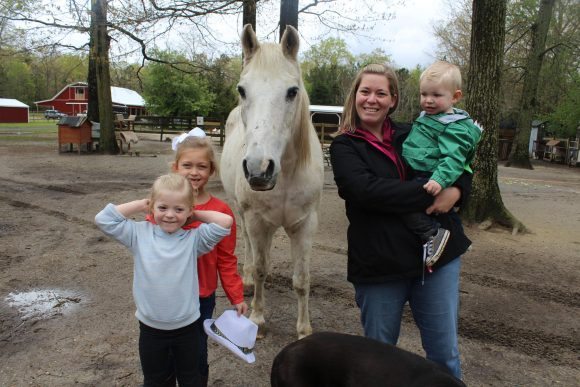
[152,190,193,233]
[174,148,212,192]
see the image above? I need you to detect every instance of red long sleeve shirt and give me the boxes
[146,196,244,305]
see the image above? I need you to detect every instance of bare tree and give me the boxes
[243,0,257,32]
[463,0,524,232]
[92,0,116,154]
[279,0,299,41]
[506,0,556,169]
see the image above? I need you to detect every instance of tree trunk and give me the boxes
[279,0,298,41]
[92,0,117,154]
[506,0,555,169]
[464,0,525,232]
[88,6,99,123]
[242,0,256,32]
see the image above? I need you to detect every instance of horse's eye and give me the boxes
[237,86,246,99]
[286,87,299,101]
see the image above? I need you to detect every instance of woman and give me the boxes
[330,63,471,379]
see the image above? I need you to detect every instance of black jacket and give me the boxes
[330,120,472,284]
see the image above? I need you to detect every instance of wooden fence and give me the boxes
[123,116,225,146]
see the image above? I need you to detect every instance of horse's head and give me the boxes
[236,24,311,191]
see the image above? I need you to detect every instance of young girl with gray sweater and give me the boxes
[95,173,232,386]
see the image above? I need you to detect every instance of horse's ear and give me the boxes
[280,25,299,60]
[241,24,259,65]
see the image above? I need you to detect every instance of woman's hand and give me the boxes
[426,187,460,215]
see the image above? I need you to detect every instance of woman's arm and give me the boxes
[330,136,433,214]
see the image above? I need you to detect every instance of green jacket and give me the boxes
[402,108,482,189]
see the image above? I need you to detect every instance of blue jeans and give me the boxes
[354,258,462,379]
[198,294,216,377]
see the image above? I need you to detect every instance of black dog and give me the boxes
[271,332,466,387]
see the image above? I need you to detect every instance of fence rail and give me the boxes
[126,116,225,146]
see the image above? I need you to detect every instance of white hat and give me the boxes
[204,310,258,364]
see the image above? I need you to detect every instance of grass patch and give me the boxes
[0,135,55,142]
[0,122,58,132]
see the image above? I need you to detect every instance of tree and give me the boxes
[204,54,241,119]
[243,0,257,32]
[280,0,299,40]
[506,0,556,168]
[301,37,355,105]
[543,73,580,136]
[463,0,524,231]
[141,50,215,117]
[392,66,422,124]
[92,0,116,154]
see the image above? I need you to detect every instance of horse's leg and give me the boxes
[239,215,254,292]
[286,211,317,339]
[245,216,275,338]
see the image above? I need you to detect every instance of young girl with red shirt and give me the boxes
[148,128,248,387]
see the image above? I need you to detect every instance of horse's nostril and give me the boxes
[265,160,275,179]
[242,159,250,179]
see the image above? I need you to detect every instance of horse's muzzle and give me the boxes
[243,159,277,191]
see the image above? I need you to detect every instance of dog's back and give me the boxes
[271,332,466,387]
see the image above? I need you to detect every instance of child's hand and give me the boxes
[234,301,249,316]
[140,198,150,213]
[423,179,442,196]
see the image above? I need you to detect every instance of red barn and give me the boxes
[35,82,146,117]
[0,98,29,123]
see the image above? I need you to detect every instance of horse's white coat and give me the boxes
[220,25,324,338]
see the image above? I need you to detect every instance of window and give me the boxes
[75,87,85,100]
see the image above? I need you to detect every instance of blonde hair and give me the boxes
[173,136,218,176]
[342,63,399,133]
[420,61,462,91]
[149,174,195,211]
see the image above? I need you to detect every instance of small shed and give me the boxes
[309,105,343,145]
[0,98,29,123]
[57,116,95,154]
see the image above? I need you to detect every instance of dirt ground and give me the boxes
[0,135,578,387]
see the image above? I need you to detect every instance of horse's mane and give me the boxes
[243,43,313,171]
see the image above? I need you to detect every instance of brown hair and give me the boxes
[149,174,195,211]
[173,136,218,176]
[341,63,399,133]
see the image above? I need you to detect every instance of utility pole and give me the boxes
[279,0,298,41]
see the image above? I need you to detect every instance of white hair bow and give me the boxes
[171,127,206,151]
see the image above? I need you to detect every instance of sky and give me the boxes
[161,0,449,70]
[27,0,449,70]
[356,0,447,68]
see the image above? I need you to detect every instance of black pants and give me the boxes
[139,319,201,387]
[401,173,440,242]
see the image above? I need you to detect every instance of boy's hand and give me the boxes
[426,187,460,215]
[423,179,442,196]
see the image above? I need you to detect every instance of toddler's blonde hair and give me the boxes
[149,173,195,211]
[420,61,462,92]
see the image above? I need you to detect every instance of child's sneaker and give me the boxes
[423,228,451,268]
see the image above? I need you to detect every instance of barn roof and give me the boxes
[111,87,145,107]
[57,115,87,127]
[35,82,145,107]
[309,105,343,114]
[0,98,29,108]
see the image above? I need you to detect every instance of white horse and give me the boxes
[220,24,324,339]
